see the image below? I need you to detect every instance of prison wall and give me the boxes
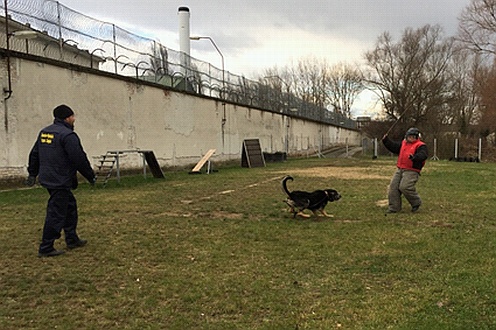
[0,55,362,179]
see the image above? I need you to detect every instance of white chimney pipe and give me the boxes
[178,6,190,70]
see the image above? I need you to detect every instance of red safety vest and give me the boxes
[397,139,425,172]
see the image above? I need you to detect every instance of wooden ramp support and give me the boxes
[241,139,266,168]
[95,152,118,187]
[142,151,165,178]
[189,149,216,174]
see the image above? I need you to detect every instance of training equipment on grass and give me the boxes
[189,149,216,174]
[241,139,265,168]
[95,149,164,186]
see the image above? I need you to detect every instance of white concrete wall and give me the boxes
[0,56,362,178]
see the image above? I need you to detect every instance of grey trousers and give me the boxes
[388,169,421,212]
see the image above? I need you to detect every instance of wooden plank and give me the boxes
[142,151,165,178]
[190,149,216,173]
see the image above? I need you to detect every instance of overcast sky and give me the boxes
[57,0,471,115]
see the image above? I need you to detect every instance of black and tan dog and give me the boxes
[282,175,341,218]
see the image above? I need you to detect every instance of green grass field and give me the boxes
[1,156,495,329]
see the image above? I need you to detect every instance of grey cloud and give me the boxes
[56,0,471,70]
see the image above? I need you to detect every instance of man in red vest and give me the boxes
[382,127,428,213]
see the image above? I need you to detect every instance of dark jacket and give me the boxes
[382,136,428,172]
[28,119,95,189]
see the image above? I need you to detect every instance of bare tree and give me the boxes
[260,66,293,111]
[259,57,364,118]
[457,0,496,137]
[325,62,365,117]
[291,56,329,109]
[262,67,292,94]
[445,49,485,135]
[458,0,496,55]
[364,25,455,133]
[478,62,496,138]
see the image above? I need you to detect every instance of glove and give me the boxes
[25,176,36,186]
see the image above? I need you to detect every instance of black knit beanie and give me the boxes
[53,104,74,119]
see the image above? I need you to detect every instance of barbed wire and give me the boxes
[1,0,356,129]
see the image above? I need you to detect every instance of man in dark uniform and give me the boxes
[382,127,428,214]
[27,105,96,257]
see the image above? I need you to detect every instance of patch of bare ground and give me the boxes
[152,210,243,220]
[375,199,389,207]
[276,166,391,180]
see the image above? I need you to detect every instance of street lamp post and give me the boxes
[3,0,38,100]
[190,36,225,98]
[190,35,227,147]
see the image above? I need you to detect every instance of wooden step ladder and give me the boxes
[95,152,117,187]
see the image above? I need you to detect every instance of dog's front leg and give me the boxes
[320,210,334,218]
[297,211,311,218]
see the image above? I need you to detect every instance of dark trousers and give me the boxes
[388,169,421,212]
[39,189,80,253]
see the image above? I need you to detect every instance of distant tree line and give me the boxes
[258,58,364,118]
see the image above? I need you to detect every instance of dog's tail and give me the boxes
[281,175,293,197]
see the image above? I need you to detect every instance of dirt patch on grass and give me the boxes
[375,199,389,207]
[276,166,391,180]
